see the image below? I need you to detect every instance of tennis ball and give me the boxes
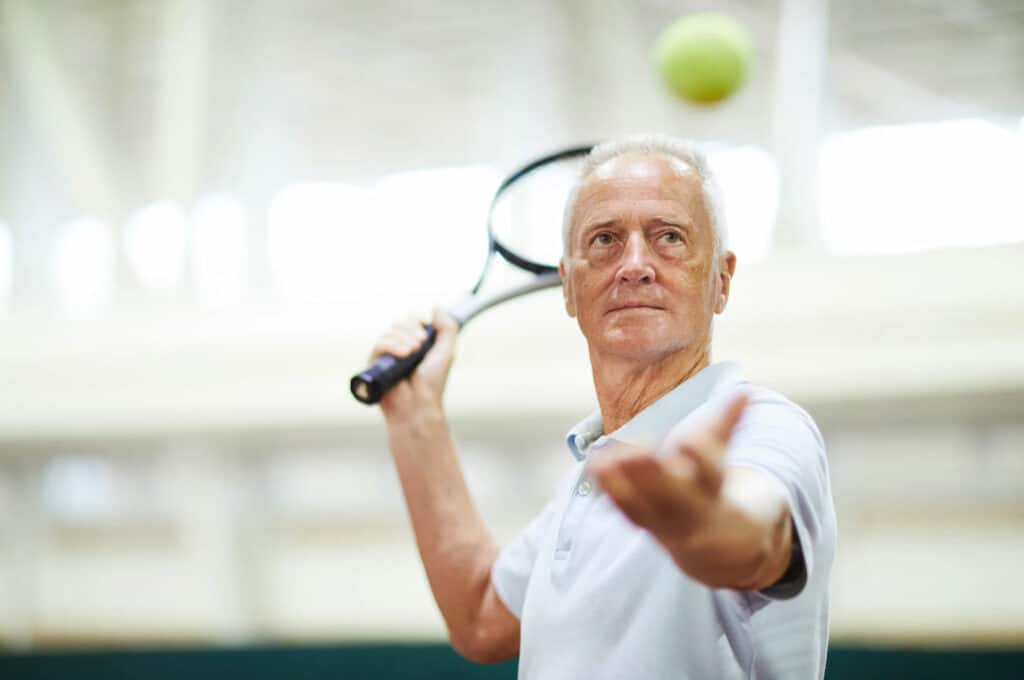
[653,13,752,105]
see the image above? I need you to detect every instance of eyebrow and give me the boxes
[649,217,692,229]
[579,218,619,233]
[581,215,692,228]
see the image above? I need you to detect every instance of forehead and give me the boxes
[575,154,706,222]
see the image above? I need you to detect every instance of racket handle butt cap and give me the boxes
[350,325,437,405]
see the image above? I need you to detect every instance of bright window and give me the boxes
[193,194,247,308]
[267,182,374,307]
[705,145,779,262]
[53,217,114,317]
[125,201,187,291]
[821,119,1024,254]
[268,167,499,323]
[373,166,498,303]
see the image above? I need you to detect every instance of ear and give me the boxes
[559,259,576,318]
[714,252,737,314]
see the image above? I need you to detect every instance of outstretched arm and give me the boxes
[371,309,520,662]
[591,392,794,591]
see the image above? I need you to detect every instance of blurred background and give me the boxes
[0,0,1022,677]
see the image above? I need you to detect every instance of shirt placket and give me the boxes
[552,437,606,566]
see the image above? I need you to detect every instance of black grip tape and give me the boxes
[350,324,437,405]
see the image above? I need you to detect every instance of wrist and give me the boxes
[384,402,448,437]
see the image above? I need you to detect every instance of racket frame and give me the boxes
[351,144,594,405]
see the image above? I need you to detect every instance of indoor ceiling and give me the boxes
[2,0,1021,207]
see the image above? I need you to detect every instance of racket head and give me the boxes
[351,143,595,405]
[485,144,593,281]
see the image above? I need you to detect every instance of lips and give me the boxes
[608,303,665,313]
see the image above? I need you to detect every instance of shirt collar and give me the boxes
[565,361,744,461]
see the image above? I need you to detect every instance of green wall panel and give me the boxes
[1,643,1021,679]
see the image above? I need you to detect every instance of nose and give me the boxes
[617,232,655,285]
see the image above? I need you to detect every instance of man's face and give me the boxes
[559,154,733,362]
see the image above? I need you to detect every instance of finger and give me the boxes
[394,316,430,340]
[414,307,435,326]
[676,439,725,495]
[417,307,457,369]
[432,307,459,342]
[592,459,661,529]
[370,339,413,361]
[370,330,426,360]
[389,327,428,352]
[665,390,748,492]
[710,390,749,444]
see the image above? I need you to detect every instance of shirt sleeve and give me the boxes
[490,498,559,619]
[723,388,834,601]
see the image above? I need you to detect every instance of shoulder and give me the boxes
[734,384,825,450]
[725,383,831,484]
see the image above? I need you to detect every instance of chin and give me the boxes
[594,326,686,362]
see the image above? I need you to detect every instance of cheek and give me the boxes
[571,268,602,308]
[668,256,707,292]
[662,260,718,317]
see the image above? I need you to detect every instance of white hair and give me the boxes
[561,133,728,263]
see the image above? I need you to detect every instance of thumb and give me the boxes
[416,307,458,374]
[431,307,459,348]
[709,390,749,445]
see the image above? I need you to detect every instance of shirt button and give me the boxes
[577,480,593,496]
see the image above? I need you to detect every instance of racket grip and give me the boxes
[350,324,437,405]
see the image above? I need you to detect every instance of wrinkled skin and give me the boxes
[559,153,736,430]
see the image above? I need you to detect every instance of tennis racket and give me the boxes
[350,144,593,405]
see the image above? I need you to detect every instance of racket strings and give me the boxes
[484,144,593,282]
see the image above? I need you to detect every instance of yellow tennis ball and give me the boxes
[653,13,752,105]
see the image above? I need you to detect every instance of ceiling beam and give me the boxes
[151,0,210,204]
[0,0,117,218]
[770,0,829,251]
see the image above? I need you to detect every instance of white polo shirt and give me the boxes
[491,362,836,679]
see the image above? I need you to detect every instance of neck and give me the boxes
[590,343,711,434]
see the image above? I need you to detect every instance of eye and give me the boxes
[591,232,615,246]
[659,230,684,244]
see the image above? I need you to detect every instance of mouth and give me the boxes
[607,304,665,314]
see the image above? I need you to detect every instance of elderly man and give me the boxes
[369,134,836,679]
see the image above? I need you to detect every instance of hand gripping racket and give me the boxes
[351,144,593,405]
